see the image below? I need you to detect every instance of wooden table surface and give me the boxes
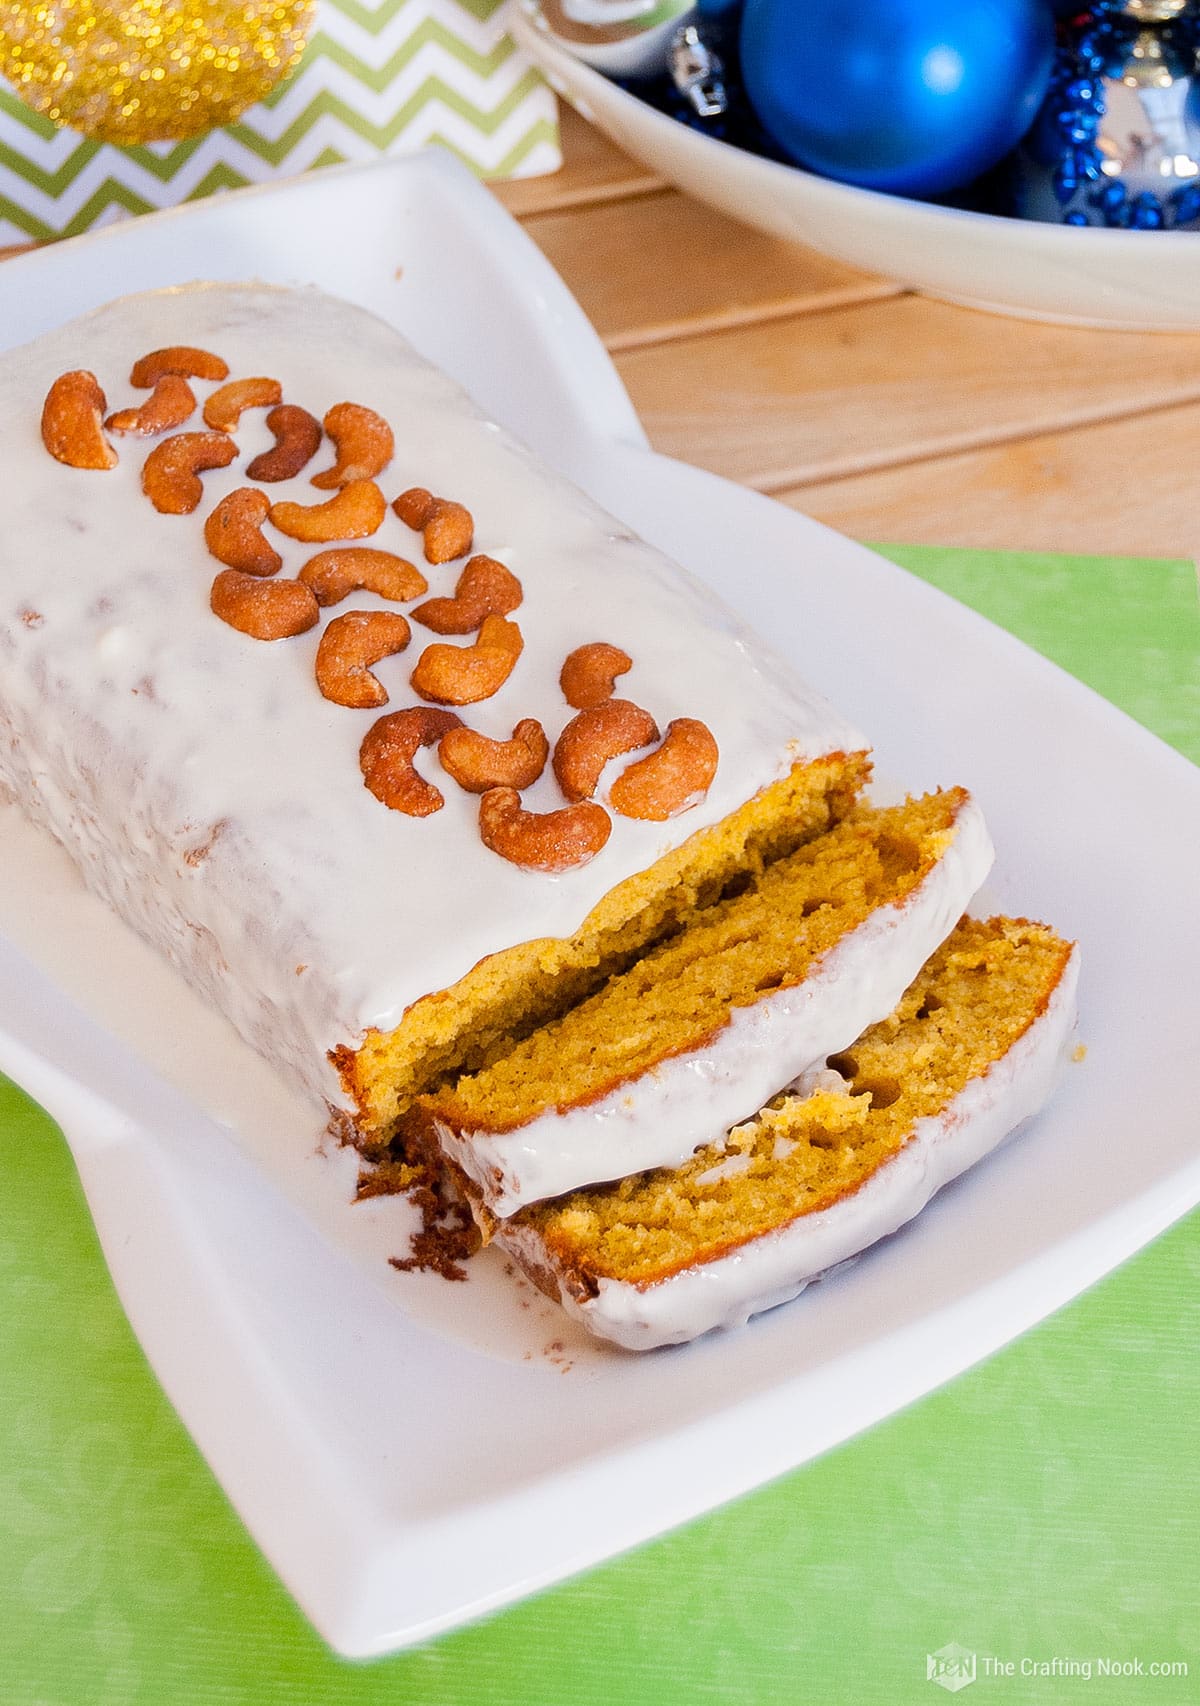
[494,107,1200,564]
[6,105,1198,564]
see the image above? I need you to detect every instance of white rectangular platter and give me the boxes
[0,150,1198,1658]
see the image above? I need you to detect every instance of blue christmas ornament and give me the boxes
[738,0,1057,197]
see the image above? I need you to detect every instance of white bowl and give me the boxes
[515,0,1200,331]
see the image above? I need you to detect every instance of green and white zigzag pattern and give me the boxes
[0,0,559,243]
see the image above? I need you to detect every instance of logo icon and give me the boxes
[927,1643,978,1693]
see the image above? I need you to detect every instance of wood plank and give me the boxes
[490,103,662,218]
[614,294,1200,492]
[776,400,1200,560]
[522,188,899,351]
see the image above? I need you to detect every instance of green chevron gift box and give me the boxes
[0,0,560,246]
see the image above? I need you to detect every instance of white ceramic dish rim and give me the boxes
[0,150,649,456]
[0,149,1198,1660]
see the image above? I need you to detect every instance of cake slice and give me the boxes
[421,788,993,1217]
[498,918,1079,1349]
[1,283,869,1159]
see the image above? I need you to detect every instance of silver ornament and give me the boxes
[1022,0,1200,228]
[668,20,728,118]
[529,0,695,78]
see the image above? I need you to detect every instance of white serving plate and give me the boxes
[1,149,1198,1660]
[514,0,1200,331]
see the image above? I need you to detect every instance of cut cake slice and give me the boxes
[421,787,993,1217]
[498,917,1079,1349]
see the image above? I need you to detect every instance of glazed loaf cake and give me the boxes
[0,282,870,1154]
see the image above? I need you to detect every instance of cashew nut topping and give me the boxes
[410,613,523,706]
[439,718,548,794]
[311,402,395,489]
[204,487,282,578]
[246,404,323,483]
[478,787,612,873]
[552,699,660,802]
[411,554,522,635]
[392,487,474,564]
[559,641,633,710]
[315,610,412,708]
[360,706,464,816]
[40,370,118,470]
[298,547,427,606]
[105,374,197,437]
[392,486,436,529]
[142,431,237,515]
[423,501,475,565]
[269,479,387,544]
[210,569,319,641]
[130,346,229,388]
[610,717,719,821]
[203,376,283,433]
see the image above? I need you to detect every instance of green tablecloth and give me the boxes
[2,547,1197,1705]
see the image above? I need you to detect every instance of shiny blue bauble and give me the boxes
[739,0,1057,197]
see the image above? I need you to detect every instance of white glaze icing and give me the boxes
[0,284,864,1113]
[433,791,993,1214]
[782,1065,853,1099]
[499,946,1080,1350]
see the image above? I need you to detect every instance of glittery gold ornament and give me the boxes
[0,0,316,145]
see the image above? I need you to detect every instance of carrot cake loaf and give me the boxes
[1,282,869,1162]
[499,918,1079,1348]
[1,282,1075,1347]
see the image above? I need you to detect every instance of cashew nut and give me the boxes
[210,569,319,640]
[392,487,436,529]
[609,717,719,821]
[204,487,282,577]
[392,487,474,564]
[246,404,323,483]
[203,376,283,433]
[412,554,522,635]
[478,787,611,873]
[298,547,427,606]
[40,370,118,470]
[552,699,660,802]
[130,346,229,388]
[105,374,197,437]
[315,610,412,708]
[311,402,394,489]
[360,706,464,816]
[142,431,237,515]
[560,642,633,710]
[423,502,475,565]
[269,479,387,544]
[439,718,548,794]
[410,614,523,706]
